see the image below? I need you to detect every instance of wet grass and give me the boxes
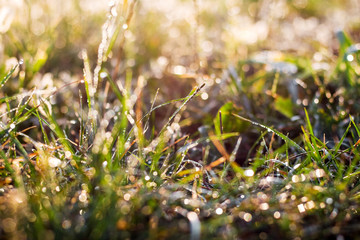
[1,0,360,239]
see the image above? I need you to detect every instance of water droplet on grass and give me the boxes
[259,203,269,210]
[62,220,71,229]
[124,193,131,201]
[297,204,306,213]
[110,6,117,17]
[215,208,223,215]
[79,191,87,202]
[102,161,108,169]
[108,1,115,7]
[201,92,209,100]
[243,213,252,222]
[244,169,254,177]
[100,72,108,78]
[326,198,333,205]
[49,157,61,168]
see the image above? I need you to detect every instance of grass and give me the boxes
[1,0,360,239]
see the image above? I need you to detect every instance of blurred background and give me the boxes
[1,0,359,83]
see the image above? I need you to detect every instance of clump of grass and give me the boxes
[1,0,360,239]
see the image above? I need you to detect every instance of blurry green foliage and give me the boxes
[214,102,249,135]
[274,96,294,118]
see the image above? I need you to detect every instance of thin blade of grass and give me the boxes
[82,50,93,110]
[0,63,18,89]
[158,83,205,137]
[40,98,75,155]
[232,113,305,153]
[303,108,323,161]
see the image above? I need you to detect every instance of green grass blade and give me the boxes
[232,113,306,153]
[158,83,205,137]
[0,63,19,89]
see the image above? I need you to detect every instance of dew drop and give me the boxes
[79,191,87,202]
[297,204,306,213]
[243,213,252,222]
[347,55,354,62]
[124,193,131,201]
[215,208,223,215]
[108,1,115,7]
[326,198,333,205]
[201,92,209,100]
[244,169,254,177]
[49,157,62,168]
[100,72,108,79]
[110,6,117,17]
[102,161,108,168]
[259,203,269,210]
[65,151,72,158]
